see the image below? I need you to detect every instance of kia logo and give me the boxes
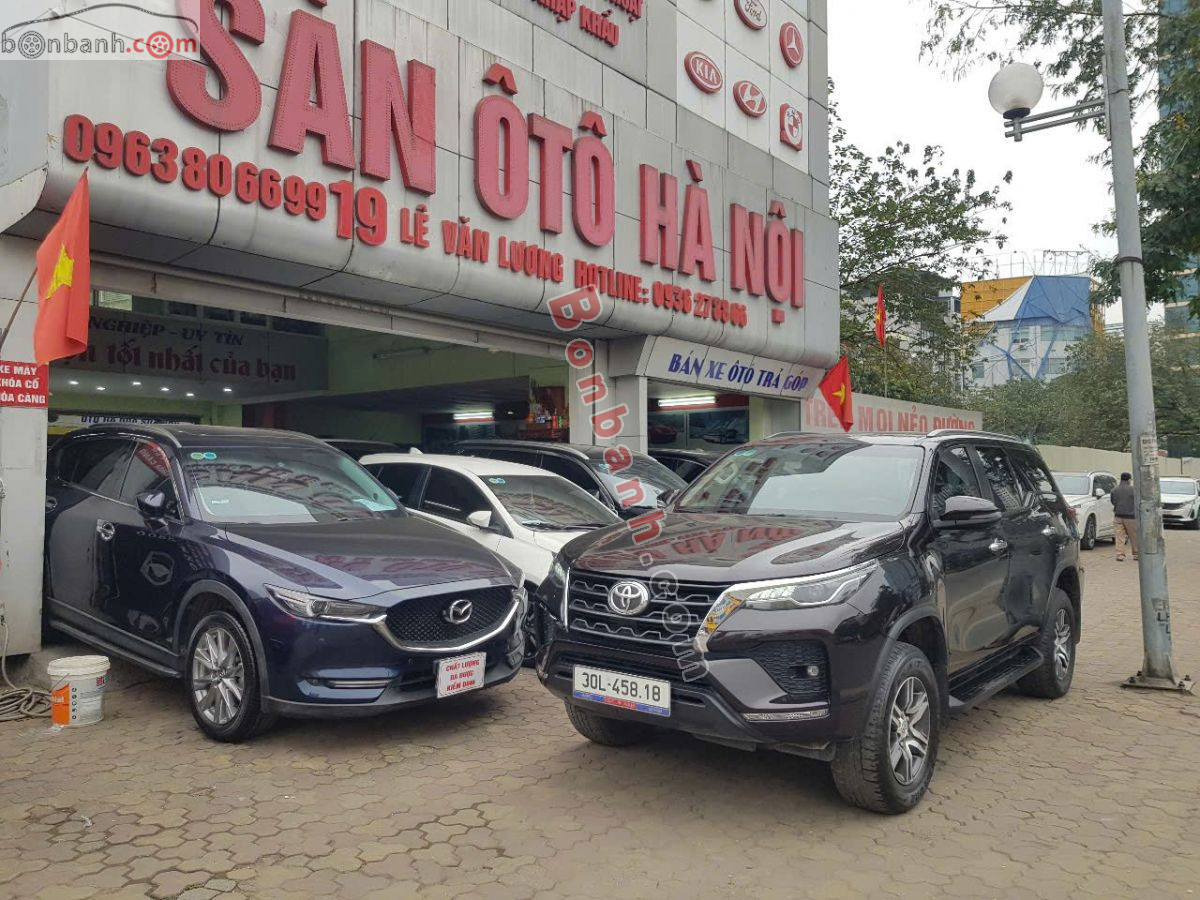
[607,581,651,617]
[779,21,805,69]
[684,51,722,94]
[780,103,804,150]
[734,0,767,31]
[443,598,474,625]
[733,80,767,118]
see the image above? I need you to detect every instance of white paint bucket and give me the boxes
[47,656,110,727]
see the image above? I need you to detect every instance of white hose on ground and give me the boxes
[0,618,50,721]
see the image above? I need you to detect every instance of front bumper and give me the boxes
[1162,505,1198,523]
[254,587,526,716]
[535,601,886,752]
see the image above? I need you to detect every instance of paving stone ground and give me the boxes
[3,530,1199,899]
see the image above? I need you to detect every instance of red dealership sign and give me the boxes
[0,361,49,408]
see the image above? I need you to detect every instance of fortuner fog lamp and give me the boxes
[266,585,386,622]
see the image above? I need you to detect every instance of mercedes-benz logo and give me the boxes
[607,581,650,617]
[443,598,474,625]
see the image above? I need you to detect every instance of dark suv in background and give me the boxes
[535,431,1082,813]
[44,425,525,741]
[455,440,686,519]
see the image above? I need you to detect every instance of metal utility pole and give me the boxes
[1101,0,1189,692]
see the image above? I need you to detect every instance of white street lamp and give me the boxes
[988,0,1190,694]
[989,62,1103,142]
[988,62,1045,120]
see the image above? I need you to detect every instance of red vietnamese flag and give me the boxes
[34,172,91,365]
[874,283,886,348]
[819,355,854,432]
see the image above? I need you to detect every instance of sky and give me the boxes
[826,1,1142,322]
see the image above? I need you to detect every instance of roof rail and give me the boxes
[926,428,1023,442]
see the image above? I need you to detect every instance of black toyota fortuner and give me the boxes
[534,430,1083,813]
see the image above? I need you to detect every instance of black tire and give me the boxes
[1080,516,1096,550]
[185,610,274,742]
[1017,588,1076,699]
[831,642,940,815]
[1187,513,1200,531]
[564,701,656,747]
[521,582,541,668]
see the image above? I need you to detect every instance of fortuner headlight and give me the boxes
[546,555,569,621]
[265,585,386,623]
[700,561,878,637]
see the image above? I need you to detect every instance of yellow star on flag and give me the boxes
[833,384,846,406]
[45,244,74,300]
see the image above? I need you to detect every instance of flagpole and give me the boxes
[883,343,889,399]
[0,267,37,357]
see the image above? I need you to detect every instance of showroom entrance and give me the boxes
[49,289,573,452]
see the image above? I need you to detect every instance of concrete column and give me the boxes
[0,237,48,655]
[749,396,802,440]
[567,338,650,452]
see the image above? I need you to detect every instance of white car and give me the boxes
[359,453,620,589]
[1160,477,1200,529]
[1053,471,1117,550]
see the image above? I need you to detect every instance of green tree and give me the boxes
[922,0,1200,316]
[831,98,1011,404]
[971,327,1200,451]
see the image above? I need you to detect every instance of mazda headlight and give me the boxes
[700,562,878,638]
[266,585,386,623]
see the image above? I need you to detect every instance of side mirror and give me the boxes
[657,489,678,509]
[940,495,1002,526]
[1094,487,1105,498]
[137,491,167,520]
[467,509,495,531]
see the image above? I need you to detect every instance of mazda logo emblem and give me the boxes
[607,581,651,616]
[443,598,474,625]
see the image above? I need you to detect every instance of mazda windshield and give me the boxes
[674,441,924,519]
[182,446,401,524]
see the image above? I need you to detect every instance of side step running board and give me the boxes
[948,645,1044,714]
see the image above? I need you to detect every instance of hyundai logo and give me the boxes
[443,598,474,625]
[607,581,651,616]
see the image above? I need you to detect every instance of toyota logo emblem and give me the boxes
[607,581,651,616]
[443,598,474,625]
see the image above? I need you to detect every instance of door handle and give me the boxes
[989,538,1008,554]
[1041,525,1058,537]
[45,496,58,512]
[96,520,116,542]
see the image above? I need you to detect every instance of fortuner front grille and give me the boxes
[566,571,726,656]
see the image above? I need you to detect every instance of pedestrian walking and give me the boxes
[1111,472,1138,561]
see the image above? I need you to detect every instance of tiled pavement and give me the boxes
[2,531,1199,899]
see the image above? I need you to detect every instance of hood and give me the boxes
[1161,492,1198,504]
[221,515,512,601]
[566,512,908,583]
[1062,494,1091,505]
[531,530,584,553]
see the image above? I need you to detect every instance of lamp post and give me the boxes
[988,0,1190,694]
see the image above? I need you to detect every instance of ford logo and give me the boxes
[607,581,651,617]
[733,80,767,118]
[734,0,768,31]
[684,51,723,94]
[443,598,474,625]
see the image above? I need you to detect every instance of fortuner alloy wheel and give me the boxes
[831,642,940,814]
[1017,588,1076,699]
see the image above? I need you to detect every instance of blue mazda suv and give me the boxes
[43,424,525,741]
